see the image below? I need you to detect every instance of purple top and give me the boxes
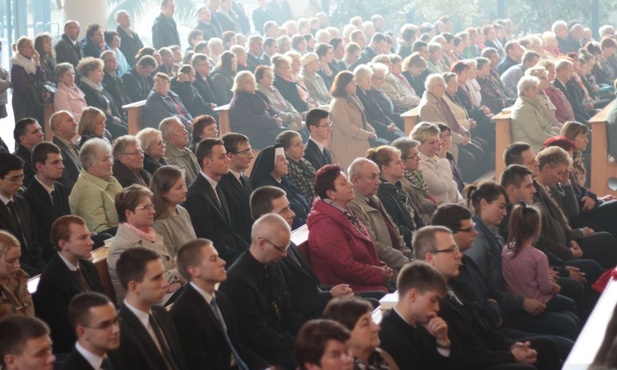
[501,244,555,304]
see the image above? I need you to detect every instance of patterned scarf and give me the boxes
[323,198,368,237]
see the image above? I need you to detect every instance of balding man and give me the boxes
[55,20,84,67]
[50,111,81,191]
[219,214,301,370]
[115,10,144,66]
[160,117,200,184]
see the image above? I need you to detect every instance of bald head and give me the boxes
[50,110,78,140]
[64,21,81,41]
[250,213,291,264]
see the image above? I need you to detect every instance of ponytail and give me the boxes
[506,202,541,257]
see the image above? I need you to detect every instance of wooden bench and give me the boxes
[91,246,116,301]
[493,110,512,182]
[214,104,231,136]
[43,103,55,141]
[589,100,617,196]
[401,107,419,136]
[123,100,146,135]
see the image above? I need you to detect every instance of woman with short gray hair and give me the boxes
[112,135,151,187]
[54,63,87,122]
[136,128,169,175]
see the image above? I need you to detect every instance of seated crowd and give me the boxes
[2,3,617,369]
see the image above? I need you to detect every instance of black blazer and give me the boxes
[247,53,263,73]
[33,253,104,354]
[103,72,130,109]
[112,160,152,188]
[59,347,94,370]
[117,26,144,67]
[122,68,152,103]
[55,34,84,67]
[303,139,332,171]
[112,304,187,370]
[193,74,217,108]
[22,180,71,262]
[170,284,268,370]
[14,144,35,188]
[52,136,82,192]
[196,21,220,40]
[152,14,181,49]
[219,172,254,243]
[183,174,249,265]
[0,195,44,276]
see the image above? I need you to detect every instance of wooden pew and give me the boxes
[589,100,617,196]
[43,103,55,141]
[123,100,146,135]
[91,246,116,301]
[493,110,512,182]
[214,104,231,136]
[401,107,419,136]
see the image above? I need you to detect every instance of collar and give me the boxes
[55,135,76,149]
[392,306,415,327]
[229,169,242,182]
[0,193,13,205]
[309,137,325,152]
[123,300,151,329]
[200,171,219,190]
[189,282,215,305]
[58,252,79,271]
[75,342,105,370]
[34,176,55,194]
[80,170,118,191]
[164,144,189,158]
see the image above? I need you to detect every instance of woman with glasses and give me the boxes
[136,128,169,176]
[111,135,151,187]
[107,184,183,302]
[276,130,316,205]
[189,115,219,153]
[255,65,304,131]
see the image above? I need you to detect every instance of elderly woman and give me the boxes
[330,71,384,170]
[229,71,284,150]
[76,107,110,147]
[34,33,56,84]
[69,138,123,234]
[11,36,46,123]
[307,164,391,293]
[255,65,304,131]
[136,128,169,175]
[151,165,196,257]
[210,50,236,105]
[402,52,428,97]
[104,31,129,77]
[323,297,399,370]
[273,54,313,114]
[250,144,310,229]
[426,43,446,74]
[76,57,127,138]
[391,137,437,225]
[112,135,151,187]
[207,37,225,65]
[382,54,420,111]
[410,122,463,205]
[510,75,558,153]
[526,66,562,131]
[276,130,317,204]
[107,184,182,302]
[299,52,332,106]
[0,231,34,320]
[189,115,219,152]
[537,59,575,124]
[53,63,87,122]
[82,23,109,58]
[143,72,193,130]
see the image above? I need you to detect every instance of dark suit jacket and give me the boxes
[55,34,83,67]
[77,82,128,139]
[117,26,144,67]
[184,174,249,264]
[14,144,35,188]
[170,78,211,117]
[22,180,71,261]
[112,304,187,370]
[196,21,220,40]
[219,172,253,243]
[193,74,217,108]
[112,160,151,188]
[59,347,95,370]
[152,14,181,49]
[103,72,130,109]
[0,195,44,276]
[52,136,82,192]
[553,78,590,123]
[143,90,192,129]
[122,68,152,103]
[170,284,268,370]
[33,253,104,353]
[303,139,332,172]
[247,53,263,73]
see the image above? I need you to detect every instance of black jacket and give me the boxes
[376,180,418,248]
[14,144,35,188]
[152,14,181,49]
[122,67,152,103]
[112,160,152,188]
[52,136,82,192]
[117,26,144,66]
[55,34,83,67]
[219,172,254,243]
[303,139,332,171]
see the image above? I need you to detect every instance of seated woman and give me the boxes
[255,65,304,131]
[112,135,151,187]
[382,54,420,112]
[229,71,284,150]
[69,138,123,234]
[276,130,316,205]
[323,297,399,370]
[366,145,420,247]
[307,164,391,293]
[525,66,562,131]
[76,57,127,138]
[210,50,237,105]
[11,36,46,124]
[411,122,463,205]
[272,54,312,114]
[76,107,110,148]
[34,33,56,84]
[151,165,196,257]
[510,76,558,153]
[0,231,34,321]
[107,184,182,302]
[437,123,465,192]
[189,114,219,152]
[82,23,109,58]
[54,63,87,122]
[299,52,332,106]
[104,31,129,77]
[391,137,438,225]
[143,72,193,130]
[402,52,428,97]
[136,128,169,176]
[250,144,310,229]
[294,319,354,370]
[536,59,576,124]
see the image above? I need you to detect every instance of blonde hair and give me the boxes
[232,70,255,92]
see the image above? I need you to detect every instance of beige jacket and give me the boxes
[69,170,122,233]
[329,96,374,170]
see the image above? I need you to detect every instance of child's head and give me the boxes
[507,202,541,255]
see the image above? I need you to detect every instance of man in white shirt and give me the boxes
[303,108,332,171]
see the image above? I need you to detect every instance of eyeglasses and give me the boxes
[318,122,333,128]
[454,223,476,233]
[3,174,24,183]
[136,204,155,212]
[262,238,290,253]
[402,153,419,161]
[123,150,145,156]
[84,316,121,331]
[430,245,460,255]
[233,148,253,155]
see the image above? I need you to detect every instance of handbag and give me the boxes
[27,80,56,106]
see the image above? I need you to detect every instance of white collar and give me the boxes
[123,300,151,330]
[189,282,215,305]
[200,171,219,190]
[75,342,105,370]
[58,252,79,272]
[228,169,242,182]
[0,193,12,206]
[309,137,325,152]
[35,176,55,194]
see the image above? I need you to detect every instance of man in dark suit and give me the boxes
[266,0,292,26]
[61,292,120,370]
[122,55,157,103]
[0,153,44,276]
[246,35,265,73]
[359,32,386,65]
[261,37,278,66]
[170,65,210,118]
[303,108,332,171]
[171,239,269,370]
[191,54,217,116]
[152,0,181,49]
[13,118,44,188]
[115,10,144,67]
[219,214,301,370]
[553,59,591,123]
[220,133,254,243]
[102,51,130,110]
[184,138,249,264]
[55,20,84,67]
[112,247,187,370]
[22,142,71,261]
[34,215,104,354]
[329,38,347,75]
[50,111,81,192]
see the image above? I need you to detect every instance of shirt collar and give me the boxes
[58,252,79,271]
[200,171,219,190]
[123,300,151,329]
[189,282,215,305]
[228,169,242,182]
[0,193,12,205]
[35,176,55,194]
[75,342,105,370]
[309,137,325,152]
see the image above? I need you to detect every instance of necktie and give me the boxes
[6,201,25,248]
[148,314,177,370]
[50,190,55,206]
[210,297,249,370]
[215,185,231,223]
[100,357,113,370]
[323,148,332,164]
[70,268,92,292]
[239,175,248,190]
[366,197,402,251]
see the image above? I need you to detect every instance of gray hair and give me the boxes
[159,117,182,141]
[424,73,444,90]
[391,137,420,158]
[347,157,377,180]
[525,66,547,79]
[54,63,74,80]
[370,62,389,77]
[80,138,112,169]
[207,37,223,49]
[112,135,140,159]
[353,64,372,80]
[517,75,539,96]
[554,58,573,72]
[136,128,163,154]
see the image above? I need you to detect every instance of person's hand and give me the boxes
[548,267,558,282]
[330,284,353,297]
[165,282,182,294]
[368,131,377,139]
[32,49,40,65]
[510,342,537,364]
[552,283,561,294]
[275,116,283,127]
[177,72,190,82]
[437,141,447,159]
[469,119,477,130]
[387,123,397,132]
[481,105,491,115]
[581,227,595,236]
[113,116,121,123]
[423,316,449,343]
[566,266,587,283]
[569,240,583,258]
[585,102,594,111]
[380,266,393,282]
[601,194,616,202]
[581,196,595,211]
[523,298,546,316]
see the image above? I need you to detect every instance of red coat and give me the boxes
[306,199,387,292]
